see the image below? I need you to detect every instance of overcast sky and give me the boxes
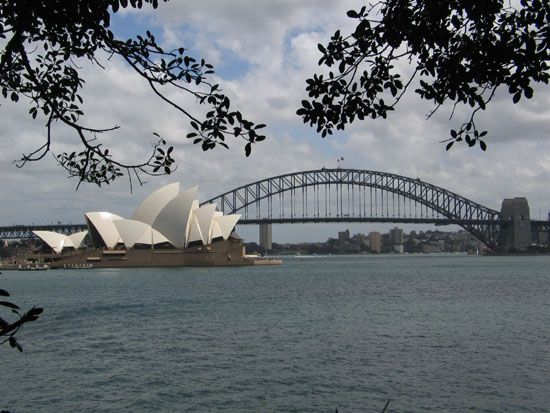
[1,1,549,243]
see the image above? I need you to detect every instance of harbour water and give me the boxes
[1,254,549,412]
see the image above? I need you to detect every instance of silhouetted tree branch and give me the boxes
[298,0,549,151]
[0,288,43,352]
[0,0,266,187]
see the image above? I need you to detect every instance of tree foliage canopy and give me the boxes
[0,0,265,188]
[298,0,549,150]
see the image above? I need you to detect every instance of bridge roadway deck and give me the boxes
[238,217,499,225]
[1,220,548,240]
[0,224,88,240]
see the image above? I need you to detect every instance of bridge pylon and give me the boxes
[259,223,273,251]
[498,198,531,253]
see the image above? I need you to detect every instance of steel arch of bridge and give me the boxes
[203,168,501,249]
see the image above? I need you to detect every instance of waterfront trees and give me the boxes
[0,0,265,188]
[297,0,549,151]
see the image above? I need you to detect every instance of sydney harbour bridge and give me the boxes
[1,168,549,251]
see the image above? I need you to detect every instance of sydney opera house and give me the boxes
[31,183,252,268]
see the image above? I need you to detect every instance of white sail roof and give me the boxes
[187,214,204,245]
[85,212,124,249]
[136,226,170,245]
[131,182,179,225]
[213,214,241,240]
[113,219,148,249]
[151,186,198,248]
[113,219,170,248]
[68,231,88,249]
[209,211,224,241]
[191,204,217,245]
[33,231,74,254]
[34,183,242,252]
[33,230,88,253]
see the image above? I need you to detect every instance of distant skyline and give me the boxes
[1,1,549,243]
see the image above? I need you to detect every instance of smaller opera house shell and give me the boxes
[34,183,241,255]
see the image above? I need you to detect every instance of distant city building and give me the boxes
[536,230,549,245]
[393,244,404,254]
[368,231,381,253]
[245,225,547,256]
[389,227,404,245]
[338,229,350,242]
[259,223,273,250]
[353,233,369,249]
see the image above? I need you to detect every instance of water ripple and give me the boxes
[1,255,549,412]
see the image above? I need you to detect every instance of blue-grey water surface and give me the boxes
[1,254,549,412]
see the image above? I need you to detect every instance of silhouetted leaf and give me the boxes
[28,307,44,317]
[0,301,20,310]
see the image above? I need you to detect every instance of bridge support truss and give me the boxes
[204,169,502,249]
